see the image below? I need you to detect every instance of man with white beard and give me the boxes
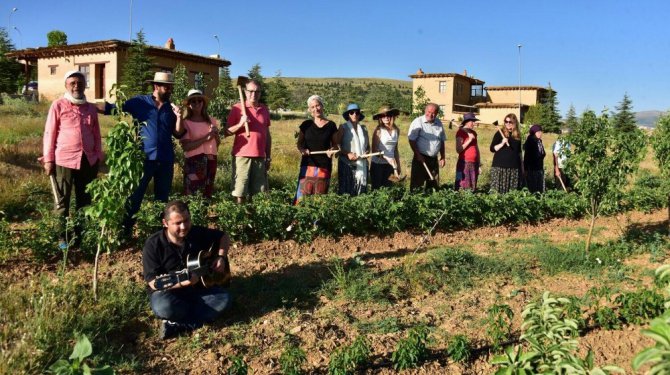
[42,70,103,248]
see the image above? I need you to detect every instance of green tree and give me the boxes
[651,112,670,233]
[542,86,561,133]
[364,84,405,115]
[247,63,266,104]
[119,30,153,97]
[47,30,68,47]
[171,63,189,105]
[524,87,560,133]
[209,65,236,121]
[523,104,546,128]
[266,71,290,115]
[564,104,579,130]
[412,85,430,117]
[611,93,637,132]
[565,109,646,252]
[0,27,21,94]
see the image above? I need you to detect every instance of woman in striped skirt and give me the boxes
[489,113,523,194]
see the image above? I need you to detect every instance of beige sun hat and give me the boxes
[182,89,209,106]
[146,71,174,84]
[372,105,400,120]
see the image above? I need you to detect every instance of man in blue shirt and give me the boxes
[122,72,185,235]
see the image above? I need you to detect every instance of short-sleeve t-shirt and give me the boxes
[299,119,337,170]
[456,128,479,163]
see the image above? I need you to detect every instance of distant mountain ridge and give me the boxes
[636,111,665,128]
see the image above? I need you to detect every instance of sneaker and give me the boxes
[159,320,189,340]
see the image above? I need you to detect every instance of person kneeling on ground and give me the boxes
[142,200,231,339]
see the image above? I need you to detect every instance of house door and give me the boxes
[95,64,105,99]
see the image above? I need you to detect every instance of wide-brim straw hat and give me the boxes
[182,89,209,106]
[146,71,174,84]
[372,106,400,120]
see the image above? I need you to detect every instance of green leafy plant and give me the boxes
[485,303,515,351]
[84,85,145,299]
[615,289,664,325]
[279,337,306,375]
[651,112,670,233]
[565,105,646,252]
[492,292,622,374]
[446,334,472,363]
[328,335,371,375]
[48,334,113,374]
[633,265,670,372]
[391,324,431,371]
[226,355,248,375]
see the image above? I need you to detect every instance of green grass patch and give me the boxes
[0,272,147,374]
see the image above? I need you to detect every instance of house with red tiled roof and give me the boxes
[7,39,230,102]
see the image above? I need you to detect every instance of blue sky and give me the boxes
[5,0,669,116]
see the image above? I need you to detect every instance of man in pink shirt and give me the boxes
[42,70,103,248]
[226,79,272,204]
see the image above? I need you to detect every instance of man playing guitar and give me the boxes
[143,200,231,339]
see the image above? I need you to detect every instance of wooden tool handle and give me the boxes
[237,86,250,137]
[422,162,435,181]
[309,149,339,155]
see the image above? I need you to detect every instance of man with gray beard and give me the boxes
[42,70,103,248]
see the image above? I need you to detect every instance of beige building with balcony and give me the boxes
[8,39,230,102]
[410,69,551,124]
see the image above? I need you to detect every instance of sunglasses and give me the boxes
[504,120,514,124]
[349,110,361,115]
[189,99,203,104]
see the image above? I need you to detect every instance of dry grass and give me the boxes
[0,105,660,216]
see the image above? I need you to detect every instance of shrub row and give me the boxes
[131,174,669,244]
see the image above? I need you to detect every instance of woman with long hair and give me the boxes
[177,89,220,198]
[294,95,338,204]
[489,113,523,193]
[524,124,546,193]
[370,106,401,190]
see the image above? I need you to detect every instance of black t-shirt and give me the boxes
[490,131,522,169]
[142,226,223,285]
[299,119,337,170]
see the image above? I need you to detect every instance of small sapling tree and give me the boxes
[412,85,430,117]
[651,112,670,233]
[565,104,645,252]
[85,85,144,299]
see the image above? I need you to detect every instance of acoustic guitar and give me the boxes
[154,249,231,290]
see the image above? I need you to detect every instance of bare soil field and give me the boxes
[5,209,665,374]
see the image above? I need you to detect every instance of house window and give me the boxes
[471,85,484,97]
[438,81,447,93]
[78,65,90,88]
[49,66,57,75]
[455,82,463,96]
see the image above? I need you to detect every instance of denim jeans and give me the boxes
[124,160,174,230]
[150,286,231,327]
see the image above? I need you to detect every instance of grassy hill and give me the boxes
[265,77,413,114]
[268,77,412,88]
